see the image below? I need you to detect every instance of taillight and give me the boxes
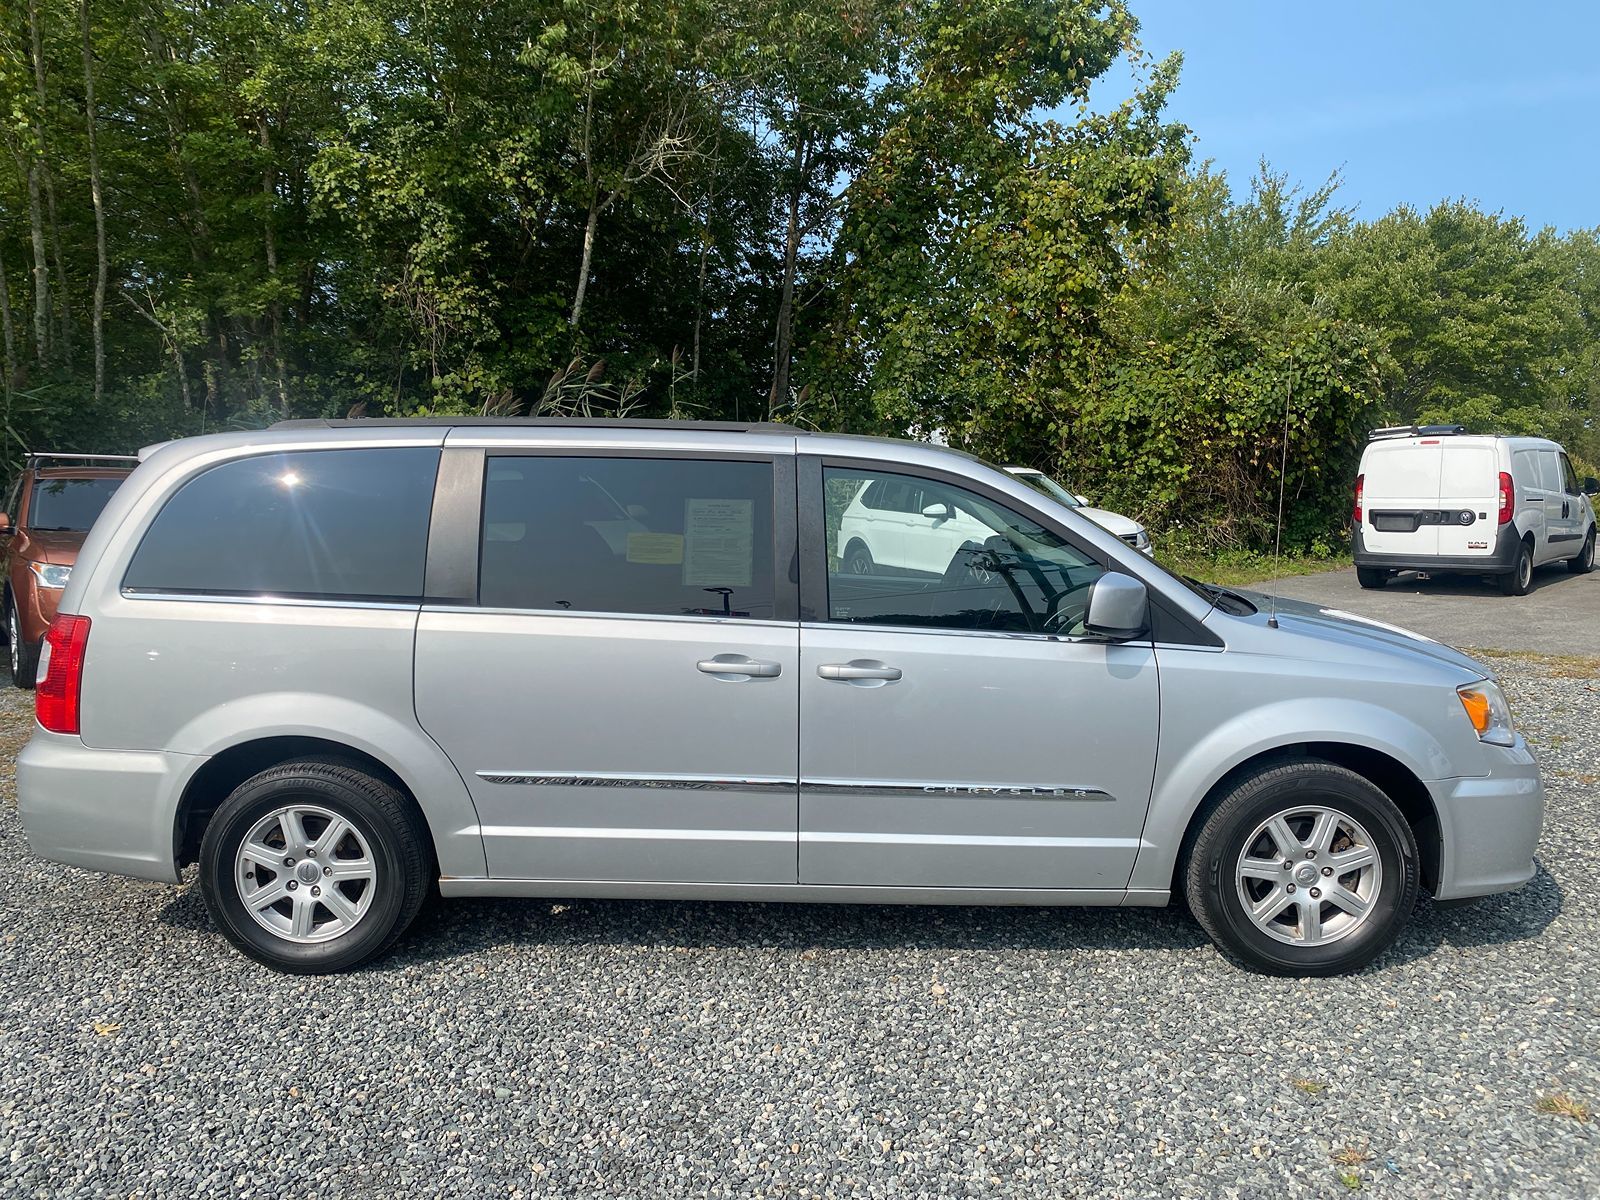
[36,613,90,734]
[1497,471,1514,525]
[1353,474,1364,526]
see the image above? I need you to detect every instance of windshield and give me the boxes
[29,477,124,532]
[1009,470,1081,508]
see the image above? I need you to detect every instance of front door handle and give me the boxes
[697,654,781,679]
[818,660,902,684]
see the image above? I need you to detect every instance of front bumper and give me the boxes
[17,730,199,883]
[1427,737,1544,900]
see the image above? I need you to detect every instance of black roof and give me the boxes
[271,417,808,434]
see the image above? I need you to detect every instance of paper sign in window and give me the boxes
[625,532,684,565]
[683,498,754,587]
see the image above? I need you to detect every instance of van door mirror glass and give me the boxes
[1083,572,1148,641]
[1584,477,1599,497]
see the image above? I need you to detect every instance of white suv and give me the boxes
[837,468,1150,577]
[1353,426,1597,595]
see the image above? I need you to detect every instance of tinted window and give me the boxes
[479,456,775,619]
[124,448,440,600]
[827,467,1104,634]
[29,477,124,532]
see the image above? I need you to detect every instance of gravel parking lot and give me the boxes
[2,640,1596,1197]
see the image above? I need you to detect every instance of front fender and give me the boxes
[171,692,487,879]
[1127,695,1457,893]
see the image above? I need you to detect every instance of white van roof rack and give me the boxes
[1367,424,1468,441]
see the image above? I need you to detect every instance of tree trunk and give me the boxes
[0,238,16,393]
[28,0,72,366]
[767,135,808,418]
[258,114,287,414]
[569,188,600,330]
[82,0,108,403]
[23,157,49,362]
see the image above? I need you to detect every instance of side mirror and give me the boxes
[1073,494,1090,506]
[0,512,11,536]
[1584,477,1599,497]
[1084,572,1149,641]
[921,502,954,522]
[626,504,649,519]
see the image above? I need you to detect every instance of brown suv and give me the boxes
[2,454,136,687]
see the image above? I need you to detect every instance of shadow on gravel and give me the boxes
[151,859,1561,970]
[1383,567,1576,596]
[1372,861,1563,969]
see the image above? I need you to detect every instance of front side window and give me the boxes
[826,467,1105,634]
[29,476,124,532]
[479,456,776,619]
[1560,453,1580,494]
[123,448,440,600]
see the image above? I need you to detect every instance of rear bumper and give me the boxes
[16,730,198,883]
[1352,523,1521,575]
[1427,738,1544,900]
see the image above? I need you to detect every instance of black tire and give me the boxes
[1497,539,1534,596]
[1355,567,1388,590]
[199,758,432,974]
[1568,527,1595,574]
[1184,758,1419,977]
[842,542,874,575]
[8,597,38,690]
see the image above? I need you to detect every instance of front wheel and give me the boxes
[8,598,38,690]
[1568,528,1595,574]
[1355,567,1388,590]
[1184,759,1419,976]
[1498,540,1534,596]
[199,759,432,973]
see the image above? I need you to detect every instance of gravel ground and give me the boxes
[1,658,1596,1199]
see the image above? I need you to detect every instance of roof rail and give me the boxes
[1367,424,1468,441]
[24,451,140,468]
[270,416,808,434]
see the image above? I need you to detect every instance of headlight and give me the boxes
[1457,679,1515,747]
[29,562,72,590]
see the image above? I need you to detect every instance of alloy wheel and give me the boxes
[1234,805,1383,947]
[233,804,378,943]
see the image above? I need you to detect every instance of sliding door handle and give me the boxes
[818,661,902,683]
[697,655,781,679]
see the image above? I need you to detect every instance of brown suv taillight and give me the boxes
[36,613,90,734]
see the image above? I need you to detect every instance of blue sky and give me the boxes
[1087,1,1600,233]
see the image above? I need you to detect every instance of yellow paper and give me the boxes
[626,532,685,564]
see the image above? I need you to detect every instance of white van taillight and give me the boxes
[1353,474,1364,526]
[1497,472,1514,525]
[36,613,90,734]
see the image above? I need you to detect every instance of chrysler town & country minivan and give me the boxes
[17,419,1544,975]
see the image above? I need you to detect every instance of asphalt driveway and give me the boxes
[1267,562,1600,657]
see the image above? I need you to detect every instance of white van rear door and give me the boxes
[1362,441,1441,556]
[1435,443,1498,558]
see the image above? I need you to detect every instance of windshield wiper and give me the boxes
[1184,577,1258,616]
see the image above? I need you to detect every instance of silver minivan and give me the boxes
[17,419,1544,976]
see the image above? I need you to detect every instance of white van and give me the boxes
[1353,425,1597,594]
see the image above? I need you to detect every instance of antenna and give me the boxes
[1267,358,1291,629]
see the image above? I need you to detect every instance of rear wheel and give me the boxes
[1355,567,1388,590]
[7,598,38,690]
[199,759,432,973]
[1185,759,1419,976]
[842,542,874,575]
[1568,528,1595,574]
[1498,539,1534,596]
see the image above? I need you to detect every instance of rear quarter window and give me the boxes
[122,447,440,601]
